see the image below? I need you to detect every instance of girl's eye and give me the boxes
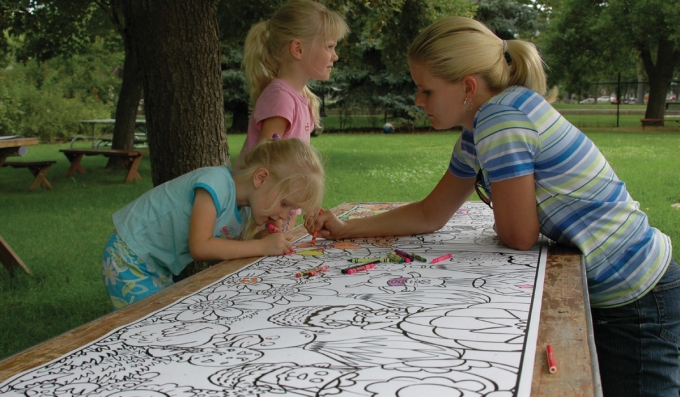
[281,201,289,208]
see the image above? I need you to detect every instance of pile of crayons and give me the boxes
[295,250,455,278]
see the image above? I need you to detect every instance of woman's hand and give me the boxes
[304,210,346,240]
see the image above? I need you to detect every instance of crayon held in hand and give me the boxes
[431,253,453,263]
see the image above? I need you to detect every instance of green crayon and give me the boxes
[387,253,405,263]
[348,257,391,263]
[411,253,427,262]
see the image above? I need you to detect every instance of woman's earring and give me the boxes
[464,98,474,113]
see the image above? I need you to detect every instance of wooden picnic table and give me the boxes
[0,202,599,396]
[0,137,55,191]
[73,119,147,148]
[59,148,147,183]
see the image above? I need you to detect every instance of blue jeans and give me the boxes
[591,258,680,397]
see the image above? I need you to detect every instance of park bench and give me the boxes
[1,160,56,190]
[59,148,147,183]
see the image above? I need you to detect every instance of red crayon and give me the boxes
[308,265,329,277]
[431,253,453,263]
[394,251,412,263]
[341,260,379,275]
[546,344,557,374]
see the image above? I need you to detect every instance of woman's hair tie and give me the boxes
[272,134,281,140]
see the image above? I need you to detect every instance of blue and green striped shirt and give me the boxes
[449,86,672,308]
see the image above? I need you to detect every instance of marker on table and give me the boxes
[341,261,378,275]
[546,344,557,374]
[267,223,294,255]
[311,209,324,245]
[431,253,453,264]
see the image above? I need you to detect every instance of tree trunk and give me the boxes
[640,38,680,123]
[123,0,229,280]
[104,0,143,168]
[107,33,143,167]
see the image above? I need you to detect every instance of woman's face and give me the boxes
[409,62,468,130]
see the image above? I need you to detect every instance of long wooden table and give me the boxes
[0,203,599,395]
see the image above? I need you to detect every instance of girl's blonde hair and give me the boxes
[243,0,349,128]
[408,16,550,98]
[234,138,325,239]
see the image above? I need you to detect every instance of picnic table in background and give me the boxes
[59,148,148,183]
[0,136,55,190]
[72,119,147,148]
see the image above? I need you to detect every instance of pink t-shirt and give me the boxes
[236,79,313,168]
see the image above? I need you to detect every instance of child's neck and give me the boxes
[276,65,311,96]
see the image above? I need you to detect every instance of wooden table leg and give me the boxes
[0,235,32,275]
[63,152,86,177]
[122,154,143,182]
[27,163,54,190]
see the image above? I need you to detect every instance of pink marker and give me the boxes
[431,253,453,263]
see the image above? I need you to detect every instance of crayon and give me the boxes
[431,253,453,263]
[311,209,324,245]
[394,251,412,263]
[411,253,427,262]
[307,265,329,277]
[395,249,414,261]
[341,261,378,275]
[296,265,328,278]
[347,257,390,263]
[386,253,405,263]
[546,345,557,374]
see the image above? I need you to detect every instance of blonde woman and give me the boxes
[307,16,678,397]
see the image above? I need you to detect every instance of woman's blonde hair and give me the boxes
[408,16,550,98]
[243,0,349,128]
[234,138,325,239]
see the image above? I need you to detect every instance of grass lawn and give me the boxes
[1,128,679,361]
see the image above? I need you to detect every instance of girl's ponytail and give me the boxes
[243,21,278,103]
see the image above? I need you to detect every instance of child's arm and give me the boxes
[259,117,290,141]
[188,189,294,260]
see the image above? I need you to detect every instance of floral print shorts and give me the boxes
[102,232,174,310]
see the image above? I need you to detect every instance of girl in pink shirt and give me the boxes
[236,0,348,230]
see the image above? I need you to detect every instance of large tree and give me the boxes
[122,0,228,184]
[543,0,680,121]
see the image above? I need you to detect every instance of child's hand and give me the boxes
[261,231,293,256]
[304,210,345,240]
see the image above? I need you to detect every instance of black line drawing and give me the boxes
[0,202,547,397]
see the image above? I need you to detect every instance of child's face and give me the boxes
[409,62,467,130]
[303,38,339,81]
[251,180,304,226]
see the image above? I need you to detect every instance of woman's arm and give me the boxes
[188,189,293,260]
[490,173,540,250]
[308,171,476,239]
[258,117,289,140]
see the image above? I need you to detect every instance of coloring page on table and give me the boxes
[0,202,547,397]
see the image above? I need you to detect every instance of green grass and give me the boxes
[1,130,679,361]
